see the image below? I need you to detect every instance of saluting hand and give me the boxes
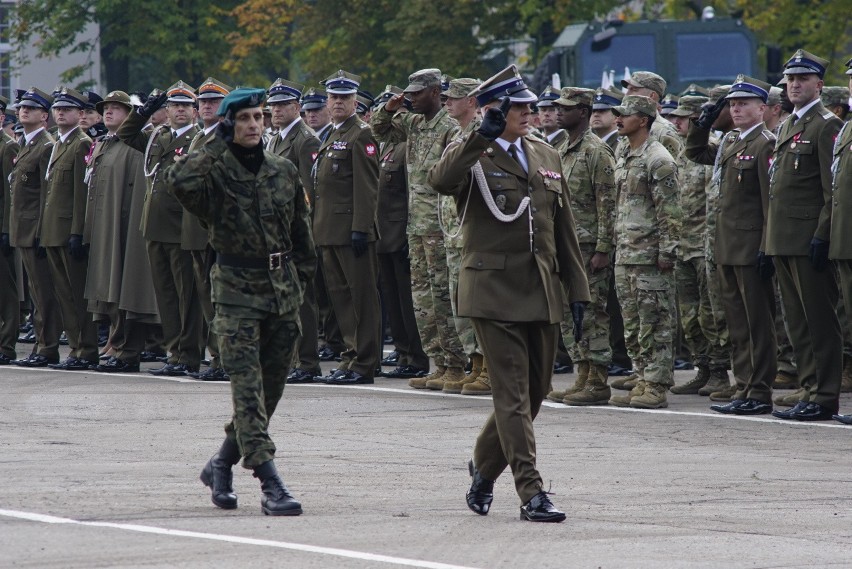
[139,91,168,119]
[477,97,511,141]
[384,94,407,113]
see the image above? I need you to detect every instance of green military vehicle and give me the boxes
[532,18,763,94]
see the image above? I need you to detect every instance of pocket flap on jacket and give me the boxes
[462,252,506,270]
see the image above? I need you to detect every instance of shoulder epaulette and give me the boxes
[761,130,776,141]
[524,134,548,145]
[822,110,836,120]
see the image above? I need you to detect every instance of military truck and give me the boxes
[532,18,764,94]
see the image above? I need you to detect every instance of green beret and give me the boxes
[217,87,267,117]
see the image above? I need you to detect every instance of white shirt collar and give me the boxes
[57,126,79,143]
[601,129,618,143]
[546,129,564,143]
[172,123,194,138]
[203,123,218,136]
[278,117,302,140]
[495,137,528,171]
[333,114,356,129]
[23,127,45,145]
[794,98,821,121]
[738,122,762,140]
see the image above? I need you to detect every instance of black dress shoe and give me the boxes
[95,357,140,373]
[139,351,168,363]
[772,401,809,420]
[384,365,428,379]
[792,402,836,422]
[324,370,373,385]
[731,399,773,415]
[553,362,573,374]
[607,364,632,377]
[380,351,400,366]
[287,368,320,384]
[192,367,230,381]
[18,330,36,344]
[200,454,238,509]
[466,460,494,515]
[58,332,69,346]
[520,492,566,523]
[13,354,57,367]
[317,346,339,362]
[0,353,13,365]
[710,399,747,414]
[832,414,852,425]
[49,357,98,371]
[149,363,196,376]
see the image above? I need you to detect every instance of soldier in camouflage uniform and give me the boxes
[371,68,467,390]
[167,88,315,516]
[620,71,683,158]
[667,96,732,396]
[545,87,616,406]
[608,96,681,409]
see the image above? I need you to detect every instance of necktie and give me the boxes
[508,143,526,173]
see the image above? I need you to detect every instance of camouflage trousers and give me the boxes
[212,303,300,469]
[408,233,466,369]
[675,257,730,369]
[615,264,676,386]
[774,278,797,375]
[446,244,480,357]
[561,245,611,366]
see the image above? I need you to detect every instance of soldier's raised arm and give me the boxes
[117,91,168,152]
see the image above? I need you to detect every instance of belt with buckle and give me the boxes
[217,252,291,270]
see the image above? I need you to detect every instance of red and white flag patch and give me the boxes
[365,143,376,157]
[311,152,318,162]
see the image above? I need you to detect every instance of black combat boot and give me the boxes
[253,460,302,516]
[199,438,239,509]
[466,460,494,515]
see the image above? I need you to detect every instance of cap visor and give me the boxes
[611,105,632,116]
[508,89,538,104]
[783,66,821,75]
[403,84,427,93]
[592,104,614,110]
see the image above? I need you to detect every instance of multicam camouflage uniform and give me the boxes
[371,105,466,370]
[613,138,681,387]
[167,136,316,468]
[556,129,615,367]
[674,138,730,371]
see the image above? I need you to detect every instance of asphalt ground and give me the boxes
[2,350,852,568]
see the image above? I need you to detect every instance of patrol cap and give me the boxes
[821,86,850,109]
[216,87,266,117]
[376,85,403,106]
[267,78,303,104]
[17,87,54,111]
[82,91,103,111]
[554,87,594,107]
[96,90,133,114]
[621,71,667,99]
[660,93,680,115]
[300,87,327,110]
[51,87,87,109]
[535,85,560,108]
[0,95,8,113]
[846,56,852,76]
[440,74,454,92]
[592,87,624,110]
[356,90,374,114]
[783,49,829,78]
[767,86,783,105]
[680,83,711,98]
[322,70,360,95]
[708,84,731,104]
[668,95,707,117]
[404,68,441,93]
[166,80,196,104]
[469,64,537,106]
[444,78,481,99]
[612,95,657,117]
[197,77,232,100]
[726,75,771,103]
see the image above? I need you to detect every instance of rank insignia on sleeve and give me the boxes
[365,143,376,157]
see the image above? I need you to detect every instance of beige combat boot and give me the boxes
[708,384,736,401]
[611,372,639,391]
[429,366,464,390]
[841,357,852,393]
[443,354,482,393]
[670,364,709,395]
[698,367,730,396]
[629,381,669,409]
[461,362,491,395]
[410,365,445,389]
[774,387,806,407]
[772,370,799,390]
[609,380,645,407]
[546,361,589,402]
[563,363,610,406]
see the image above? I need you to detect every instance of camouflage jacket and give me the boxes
[557,128,616,253]
[675,135,714,261]
[614,138,681,265]
[615,113,683,161]
[166,137,316,317]
[371,105,460,235]
[442,117,480,248]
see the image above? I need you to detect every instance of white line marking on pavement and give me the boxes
[0,508,481,569]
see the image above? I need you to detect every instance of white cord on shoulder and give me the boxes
[471,160,530,222]
[143,124,169,179]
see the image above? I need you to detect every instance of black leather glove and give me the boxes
[138,91,168,119]
[756,251,775,280]
[0,233,11,257]
[477,97,511,141]
[808,237,830,272]
[694,98,727,130]
[570,302,585,343]
[34,238,46,259]
[351,231,368,258]
[68,234,85,260]
[216,112,235,144]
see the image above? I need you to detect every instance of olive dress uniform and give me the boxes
[765,99,843,415]
[117,106,203,371]
[687,118,778,405]
[428,128,590,505]
[42,121,98,366]
[830,121,852,337]
[0,129,20,362]
[313,112,381,380]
